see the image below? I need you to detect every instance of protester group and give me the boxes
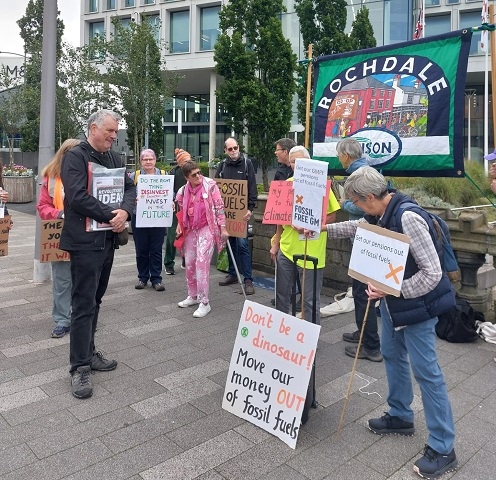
[6,108,496,479]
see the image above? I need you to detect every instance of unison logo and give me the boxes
[350,128,402,168]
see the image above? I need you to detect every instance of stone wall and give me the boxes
[253,195,496,319]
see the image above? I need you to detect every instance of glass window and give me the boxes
[143,0,155,4]
[378,100,384,108]
[446,0,459,4]
[144,14,161,43]
[106,0,115,10]
[89,21,105,42]
[119,17,132,30]
[124,0,135,7]
[200,6,221,51]
[425,14,450,37]
[370,99,376,109]
[460,11,484,55]
[170,11,189,53]
[425,0,440,6]
[89,0,98,13]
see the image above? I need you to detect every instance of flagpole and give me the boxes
[482,0,489,175]
[304,44,313,149]
[490,5,496,150]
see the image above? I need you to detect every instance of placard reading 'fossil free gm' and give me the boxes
[223,300,320,449]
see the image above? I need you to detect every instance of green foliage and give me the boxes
[214,0,297,191]
[90,18,177,167]
[16,0,65,151]
[390,161,493,207]
[349,7,376,50]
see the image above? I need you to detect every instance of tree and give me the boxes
[90,18,176,165]
[56,43,117,142]
[349,7,376,51]
[16,0,65,151]
[214,0,297,190]
[294,1,375,138]
[0,70,25,166]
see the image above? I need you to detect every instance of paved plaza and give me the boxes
[1,206,495,479]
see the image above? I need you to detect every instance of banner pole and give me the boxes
[490,5,496,149]
[304,44,313,149]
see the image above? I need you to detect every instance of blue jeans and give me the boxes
[51,261,72,328]
[380,301,455,454]
[68,240,115,373]
[227,236,252,282]
[132,214,166,285]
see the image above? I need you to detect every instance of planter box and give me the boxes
[2,176,35,203]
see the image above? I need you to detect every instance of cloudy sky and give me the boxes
[0,0,80,55]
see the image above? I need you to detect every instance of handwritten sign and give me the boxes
[40,219,70,262]
[349,223,410,296]
[223,300,320,448]
[292,158,328,233]
[136,175,174,228]
[264,179,332,229]
[0,215,11,256]
[215,179,248,238]
[262,181,294,225]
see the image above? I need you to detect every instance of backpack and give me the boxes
[393,201,460,282]
[435,297,482,342]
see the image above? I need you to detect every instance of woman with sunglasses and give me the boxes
[175,161,229,317]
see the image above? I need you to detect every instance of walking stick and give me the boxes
[227,239,247,301]
[336,297,372,437]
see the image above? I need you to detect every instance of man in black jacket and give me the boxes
[273,138,296,181]
[60,109,135,399]
[216,137,257,295]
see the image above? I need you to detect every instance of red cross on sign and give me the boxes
[295,194,303,204]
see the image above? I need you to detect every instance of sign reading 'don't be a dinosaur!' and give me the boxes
[223,300,320,449]
[40,219,70,262]
[215,179,248,238]
[349,223,410,296]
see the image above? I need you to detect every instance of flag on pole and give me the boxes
[413,6,424,40]
[481,0,488,51]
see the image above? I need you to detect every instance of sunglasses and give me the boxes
[189,171,202,178]
[227,145,239,152]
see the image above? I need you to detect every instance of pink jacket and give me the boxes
[176,177,226,252]
[36,177,63,220]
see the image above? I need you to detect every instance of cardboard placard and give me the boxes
[0,215,11,256]
[223,300,320,449]
[215,178,248,238]
[348,223,410,296]
[135,174,174,228]
[40,219,70,262]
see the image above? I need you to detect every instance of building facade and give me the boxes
[80,0,489,163]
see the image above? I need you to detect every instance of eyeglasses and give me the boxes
[226,145,239,152]
[189,171,202,178]
[275,148,284,152]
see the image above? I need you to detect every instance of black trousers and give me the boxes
[353,278,380,351]
[68,241,115,373]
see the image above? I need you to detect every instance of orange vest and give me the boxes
[48,176,64,210]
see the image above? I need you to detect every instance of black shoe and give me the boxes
[368,412,415,436]
[153,283,165,291]
[135,281,146,289]
[90,351,118,372]
[413,445,458,479]
[245,280,255,295]
[219,275,237,286]
[71,366,93,399]
[295,296,302,312]
[165,268,175,275]
[342,330,360,343]
[271,298,275,306]
[345,345,383,362]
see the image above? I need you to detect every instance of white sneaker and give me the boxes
[320,287,355,317]
[178,296,198,308]
[193,302,211,318]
